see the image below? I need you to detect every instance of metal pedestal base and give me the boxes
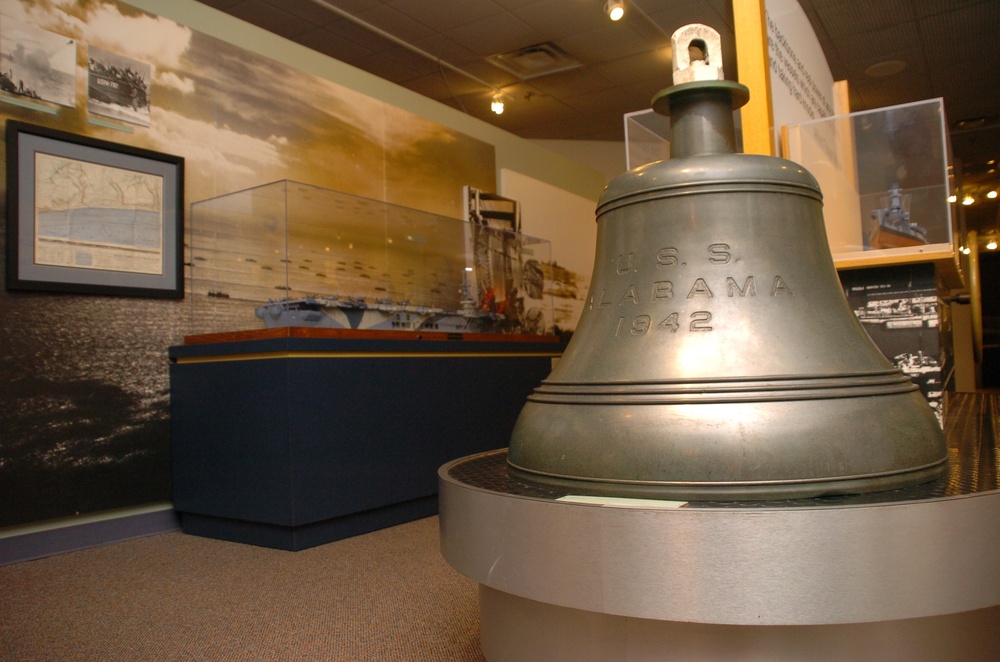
[479,586,999,662]
[439,449,1000,661]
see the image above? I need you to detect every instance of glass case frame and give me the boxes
[187,180,553,337]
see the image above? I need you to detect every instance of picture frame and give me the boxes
[6,120,184,298]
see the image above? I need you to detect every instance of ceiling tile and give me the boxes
[350,50,427,82]
[404,70,483,101]
[295,27,376,63]
[813,0,916,34]
[514,0,610,39]
[444,15,547,59]
[380,44,444,77]
[267,0,341,26]
[912,0,991,20]
[557,23,660,66]
[525,66,617,98]
[448,58,522,89]
[848,69,934,114]
[828,20,923,67]
[352,3,438,42]
[917,3,1000,68]
[323,15,397,47]
[490,0,542,9]
[318,0,383,13]
[592,50,672,87]
[644,0,733,36]
[409,34,481,67]
[386,0,507,31]
[196,0,243,10]
[226,0,315,38]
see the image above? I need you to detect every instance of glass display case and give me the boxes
[628,99,954,267]
[623,108,671,171]
[187,180,553,337]
[624,107,744,170]
[783,98,954,264]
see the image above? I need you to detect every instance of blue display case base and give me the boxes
[179,496,437,551]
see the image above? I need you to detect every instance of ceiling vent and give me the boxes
[487,42,581,80]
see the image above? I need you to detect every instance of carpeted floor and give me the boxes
[0,516,485,661]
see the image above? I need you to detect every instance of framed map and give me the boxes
[6,121,184,298]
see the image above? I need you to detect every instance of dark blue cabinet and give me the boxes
[169,335,560,550]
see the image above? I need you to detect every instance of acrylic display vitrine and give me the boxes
[186,180,553,337]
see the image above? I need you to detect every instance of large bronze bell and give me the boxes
[507,25,948,500]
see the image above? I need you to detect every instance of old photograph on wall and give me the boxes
[841,263,943,425]
[463,186,551,335]
[87,45,151,126]
[0,15,75,107]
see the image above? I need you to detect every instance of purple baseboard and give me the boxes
[0,506,180,566]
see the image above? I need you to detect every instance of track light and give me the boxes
[962,195,974,206]
[987,239,997,250]
[605,0,624,21]
[491,92,504,115]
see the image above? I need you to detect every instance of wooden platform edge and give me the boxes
[183,327,563,345]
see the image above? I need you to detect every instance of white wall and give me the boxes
[531,139,627,185]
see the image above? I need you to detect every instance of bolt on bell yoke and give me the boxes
[506,24,948,501]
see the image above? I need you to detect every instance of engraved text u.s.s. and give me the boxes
[583,242,793,338]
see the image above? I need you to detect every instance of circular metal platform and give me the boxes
[439,415,1000,660]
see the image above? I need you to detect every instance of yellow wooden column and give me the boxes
[733,0,774,155]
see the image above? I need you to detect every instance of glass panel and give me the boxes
[188,180,552,337]
[784,98,953,261]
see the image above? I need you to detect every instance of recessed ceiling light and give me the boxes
[864,60,906,77]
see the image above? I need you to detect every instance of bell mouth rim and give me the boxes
[505,457,950,502]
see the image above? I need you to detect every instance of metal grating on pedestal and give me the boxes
[448,392,999,508]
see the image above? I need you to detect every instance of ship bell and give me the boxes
[507,25,947,500]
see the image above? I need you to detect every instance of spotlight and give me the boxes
[948,194,957,203]
[962,195,974,206]
[491,92,504,115]
[988,190,998,199]
[962,246,972,255]
[605,0,625,21]
[988,239,997,250]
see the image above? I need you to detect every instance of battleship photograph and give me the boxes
[841,264,942,425]
[0,15,76,107]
